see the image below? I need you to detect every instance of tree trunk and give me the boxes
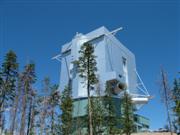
[30,107,35,135]
[0,78,9,133]
[40,112,45,135]
[27,96,33,135]
[20,93,27,135]
[0,114,5,135]
[0,75,9,109]
[1,70,17,134]
[0,102,4,134]
[51,109,54,135]
[40,97,47,135]
[88,95,93,135]
[10,86,21,135]
[87,57,93,135]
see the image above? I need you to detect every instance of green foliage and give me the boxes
[0,50,19,133]
[21,63,36,85]
[60,85,73,135]
[91,96,105,135]
[121,92,134,135]
[172,79,180,101]
[75,42,98,135]
[172,78,180,130]
[29,92,39,135]
[104,82,120,134]
[0,51,62,134]
[37,77,50,135]
[75,42,98,85]
[0,72,3,106]
[0,49,136,135]
[19,63,36,135]
[0,50,19,108]
[49,85,59,108]
[36,78,60,135]
[27,90,36,135]
[0,73,3,91]
[49,85,60,135]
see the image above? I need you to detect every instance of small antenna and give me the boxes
[108,27,123,36]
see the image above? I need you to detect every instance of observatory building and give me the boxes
[53,26,150,132]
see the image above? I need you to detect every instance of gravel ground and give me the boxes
[132,132,177,135]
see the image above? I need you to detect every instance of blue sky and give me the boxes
[0,0,179,130]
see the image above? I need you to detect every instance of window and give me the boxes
[122,57,127,67]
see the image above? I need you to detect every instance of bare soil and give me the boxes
[132,132,177,135]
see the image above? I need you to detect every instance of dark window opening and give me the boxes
[62,49,71,57]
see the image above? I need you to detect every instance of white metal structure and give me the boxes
[53,26,150,109]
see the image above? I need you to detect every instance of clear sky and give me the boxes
[0,0,179,130]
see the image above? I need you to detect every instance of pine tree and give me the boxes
[39,77,51,135]
[103,81,120,134]
[160,69,173,135]
[27,90,36,135]
[28,93,38,135]
[9,75,21,135]
[172,78,180,131]
[0,72,2,94]
[60,85,73,135]
[36,78,60,135]
[75,42,98,135]
[121,92,134,135]
[0,50,18,133]
[0,70,3,133]
[19,63,36,135]
[49,84,59,135]
[91,96,105,134]
[90,82,105,135]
